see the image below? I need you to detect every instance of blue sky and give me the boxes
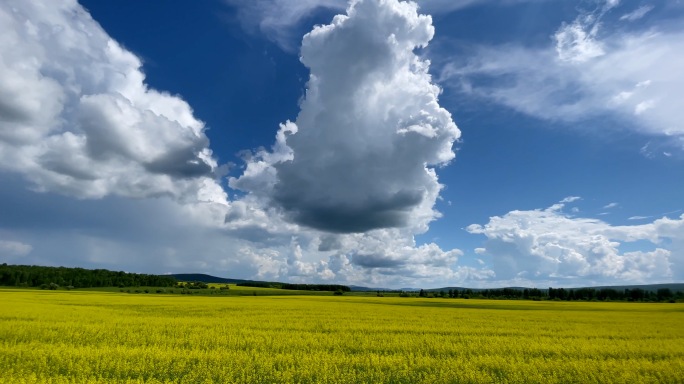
[0,0,682,288]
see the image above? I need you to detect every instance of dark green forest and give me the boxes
[1,263,682,301]
[416,286,683,302]
[0,264,176,289]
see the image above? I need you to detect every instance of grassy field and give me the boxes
[1,289,683,383]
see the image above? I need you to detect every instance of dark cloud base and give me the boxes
[275,188,423,233]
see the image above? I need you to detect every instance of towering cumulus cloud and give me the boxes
[0,0,225,203]
[233,0,460,233]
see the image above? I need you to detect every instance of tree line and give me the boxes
[410,287,683,302]
[236,281,351,292]
[0,264,176,289]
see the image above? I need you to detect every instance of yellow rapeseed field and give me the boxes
[1,289,683,383]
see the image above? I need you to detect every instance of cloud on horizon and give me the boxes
[467,198,684,285]
[0,240,32,259]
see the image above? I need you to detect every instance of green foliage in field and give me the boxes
[1,289,683,383]
[60,283,356,297]
[236,281,351,292]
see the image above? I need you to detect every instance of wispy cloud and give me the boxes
[561,196,581,203]
[226,0,549,51]
[224,0,346,51]
[603,202,619,209]
[620,5,654,22]
[439,1,684,151]
[628,209,682,221]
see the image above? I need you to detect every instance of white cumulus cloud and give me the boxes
[224,0,473,288]
[231,0,460,234]
[0,0,472,289]
[467,198,684,285]
[0,0,226,204]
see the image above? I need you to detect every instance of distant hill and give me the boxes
[168,274,350,292]
[582,283,684,292]
[166,273,684,294]
[349,285,391,292]
[426,287,469,292]
[166,273,254,284]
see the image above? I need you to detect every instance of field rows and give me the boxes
[1,289,683,383]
